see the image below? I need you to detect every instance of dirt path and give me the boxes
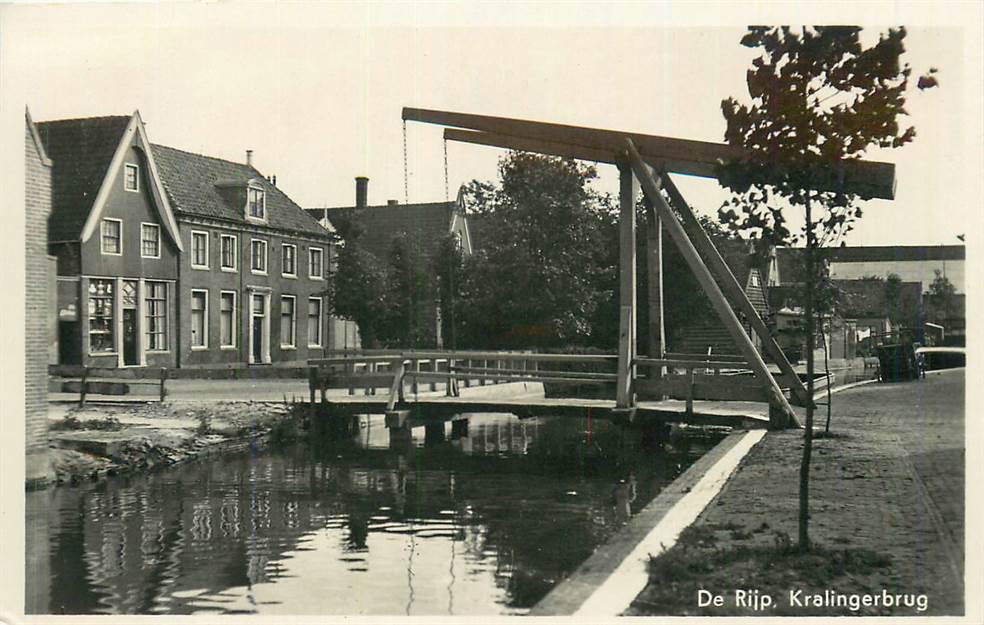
[628,369,965,616]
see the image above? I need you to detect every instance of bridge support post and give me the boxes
[615,164,637,410]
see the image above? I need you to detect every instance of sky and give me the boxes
[2,2,981,248]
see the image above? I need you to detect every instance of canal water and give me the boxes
[26,413,722,616]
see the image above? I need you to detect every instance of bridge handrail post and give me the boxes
[686,366,695,415]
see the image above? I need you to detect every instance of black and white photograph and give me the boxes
[2,1,980,621]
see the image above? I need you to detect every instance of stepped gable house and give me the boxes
[39,112,183,369]
[40,110,335,368]
[150,144,336,366]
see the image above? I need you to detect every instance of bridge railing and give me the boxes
[308,350,619,410]
[308,350,793,412]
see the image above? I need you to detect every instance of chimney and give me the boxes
[246,150,253,167]
[387,199,399,205]
[268,175,277,186]
[355,176,369,209]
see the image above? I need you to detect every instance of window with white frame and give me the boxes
[308,247,324,279]
[101,219,122,255]
[219,291,236,348]
[191,231,209,268]
[124,163,139,192]
[190,290,208,349]
[145,281,167,351]
[88,279,115,353]
[282,243,297,277]
[251,239,267,274]
[280,295,296,348]
[141,223,160,258]
[307,297,322,347]
[220,234,237,271]
[247,185,266,221]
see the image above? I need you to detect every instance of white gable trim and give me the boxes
[26,108,53,167]
[79,111,184,252]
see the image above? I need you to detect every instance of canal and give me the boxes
[26,412,723,616]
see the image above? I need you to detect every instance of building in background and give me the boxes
[25,109,56,487]
[308,177,473,349]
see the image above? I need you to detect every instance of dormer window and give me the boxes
[247,184,266,221]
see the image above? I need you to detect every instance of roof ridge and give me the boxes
[37,114,131,125]
[151,143,260,173]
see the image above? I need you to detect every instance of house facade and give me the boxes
[39,113,182,369]
[26,109,55,486]
[152,145,336,366]
[40,111,335,369]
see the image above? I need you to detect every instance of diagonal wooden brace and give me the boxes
[658,173,813,409]
[623,138,800,429]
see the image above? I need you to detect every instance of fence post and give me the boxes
[308,366,317,406]
[686,366,695,416]
[429,359,437,392]
[79,366,88,408]
[160,367,168,402]
[464,358,472,388]
[412,358,420,395]
[347,360,355,396]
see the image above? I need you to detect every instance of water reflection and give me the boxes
[26,412,720,615]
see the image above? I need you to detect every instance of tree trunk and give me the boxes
[799,195,815,552]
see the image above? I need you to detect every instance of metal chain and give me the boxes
[402,119,409,206]
[443,137,450,202]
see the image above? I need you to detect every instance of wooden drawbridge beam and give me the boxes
[658,174,813,409]
[404,107,896,199]
[623,138,800,429]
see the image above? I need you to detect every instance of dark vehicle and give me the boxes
[876,342,923,382]
[916,346,966,371]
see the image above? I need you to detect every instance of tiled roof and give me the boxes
[151,144,330,239]
[36,116,131,241]
[310,202,457,261]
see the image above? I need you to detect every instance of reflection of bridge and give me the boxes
[308,350,783,435]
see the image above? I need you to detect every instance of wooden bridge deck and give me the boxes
[319,395,771,430]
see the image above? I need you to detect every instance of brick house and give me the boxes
[151,145,336,366]
[25,109,55,486]
[39,112,183,369]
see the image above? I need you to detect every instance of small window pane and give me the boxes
[102,220,121,254]
[221,236,236,269]
[88,279,115,352]
[192,232,208,267]
[191,291,207,347]
[220,293,235,347]
[141,224,160,257]
[125,164,139,191]
[280,297,295,347]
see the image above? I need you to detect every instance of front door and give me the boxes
[121,280,139,366]
[122,309,138,366]
[251,293,266,364]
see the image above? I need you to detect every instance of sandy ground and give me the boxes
[627,368,965,616]
[44,400,297,486]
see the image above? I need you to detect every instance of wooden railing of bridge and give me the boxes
[308,350,801,416]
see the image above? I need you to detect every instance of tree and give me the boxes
[329,239,391,348]
[925,269,957,327]
[455,152,616,349]
[717,26,936,551]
